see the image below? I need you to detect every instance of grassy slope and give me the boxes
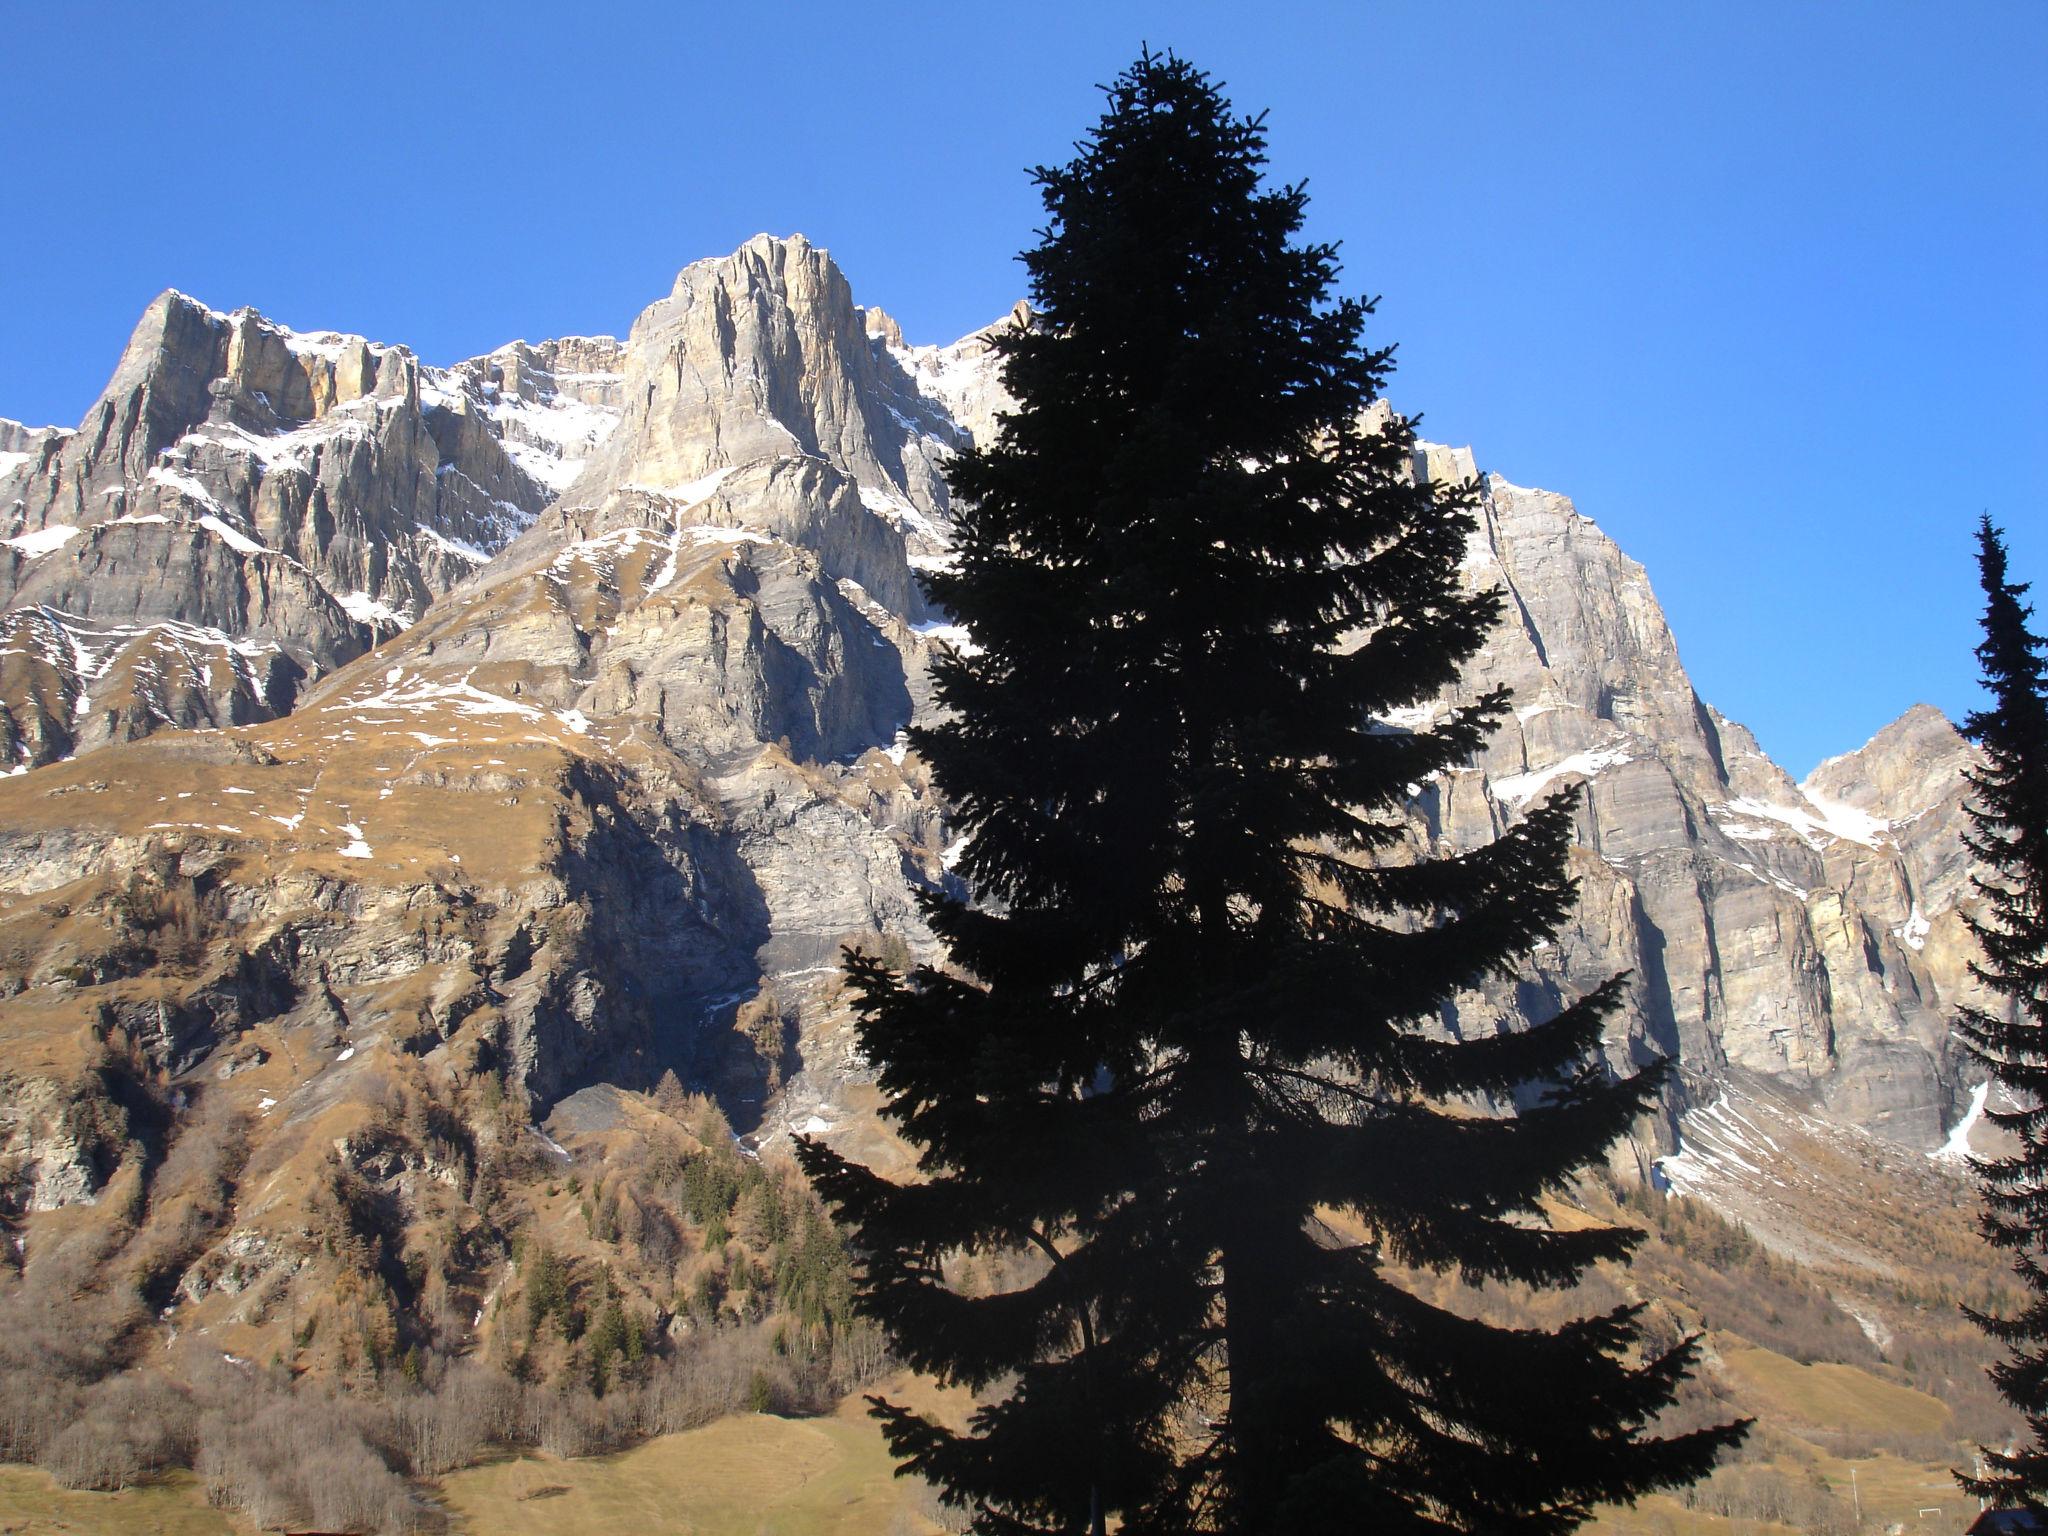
[438,1400,941,1536]
[0,1409,928,1536]
[1589,1339,1974,1536]
[1,1346,1982,1536]
[0,1466,241,1534]
[1719,1341,1952,1437]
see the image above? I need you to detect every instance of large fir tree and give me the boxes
[798,52,1740,1534]
[1957,516,2048,1510]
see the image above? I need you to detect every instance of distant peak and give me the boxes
[862,305,905,349]
[1896,701,1955,728]
[659,234,854,325]
[687,232,829,280]
[1801,701,1967,812]
[151,288,227,322]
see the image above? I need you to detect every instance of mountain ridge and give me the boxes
[0,235,1998,1395]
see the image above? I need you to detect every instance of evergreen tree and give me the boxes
[798,51,1741,1534]
[1957,516,2048,1510]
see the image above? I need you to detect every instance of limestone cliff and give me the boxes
[1406,453,1983,1152]
[0,295,625,767]
[0,236,1997,1372]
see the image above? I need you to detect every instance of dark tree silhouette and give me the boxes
[1957,516,2048,1511]
[799,50,1741,1535]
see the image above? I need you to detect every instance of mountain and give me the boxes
[0,234,1997,1395]
[1411,444,1984,1153]
[0,292,623,766]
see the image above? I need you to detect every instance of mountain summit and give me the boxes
[0,237,1991,1374]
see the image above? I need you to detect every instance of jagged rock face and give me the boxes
[865,299,1023,455]
[318,240,988,1022]
[1399,450,1983,1149]
[0,231,1998,1322]
[0,241,971,1169]
[0,295,624,768]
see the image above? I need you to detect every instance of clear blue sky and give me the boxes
[3,1,2040,777]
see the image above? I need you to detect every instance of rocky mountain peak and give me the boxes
[562,234,962,538]
[1803,702,1971,823]
[862,305,907,350]
[0,290,598,769]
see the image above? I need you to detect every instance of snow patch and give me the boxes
[197,515,268,556]
[181,416,371,470]
[911,620,982,656]
[418,525,491,564]
[1897,903,1931,952]
[857,483,945,540]
[1932,1081,1989,1163]
[683,524,772,546]
[2,524,80,558]
[479,389,622,493]
[1712,793,1889,850]
[1490,743,1634,806]
[332,673,542,724]
[1374,702,1442,733]
[626,465,739,505]
[338,591,410,629]
[889,332,994,425]
[145,465,227,514]
[1724,857,1811,900]
[1459,529,1498,570]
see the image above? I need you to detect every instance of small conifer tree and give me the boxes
[1957,516,2048,1510]
[800,50,1740,1533]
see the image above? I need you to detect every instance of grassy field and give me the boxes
[438,1399,944,1536]
[0,1339,1988,1536]
[0,1400,936,1536]
[1585,1338,1976,1536]
[0,1433,1981,1536]
[1717,1341,1953,1438]
[0,1466,240,1534]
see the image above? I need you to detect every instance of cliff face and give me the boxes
[0,235,1995,1369]
[0,294,624,767]
[1405,455,1981,1153]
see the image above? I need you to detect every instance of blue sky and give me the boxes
[2,1,2040,776]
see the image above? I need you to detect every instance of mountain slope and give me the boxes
[0,236,1999,1404]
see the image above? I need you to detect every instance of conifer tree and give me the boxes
[798,51,1741,1534]
[1957,516,2048,1510]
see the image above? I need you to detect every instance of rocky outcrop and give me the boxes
[558,236,966,575]
[0,295,624,768]
[1399,453,1983,1151]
